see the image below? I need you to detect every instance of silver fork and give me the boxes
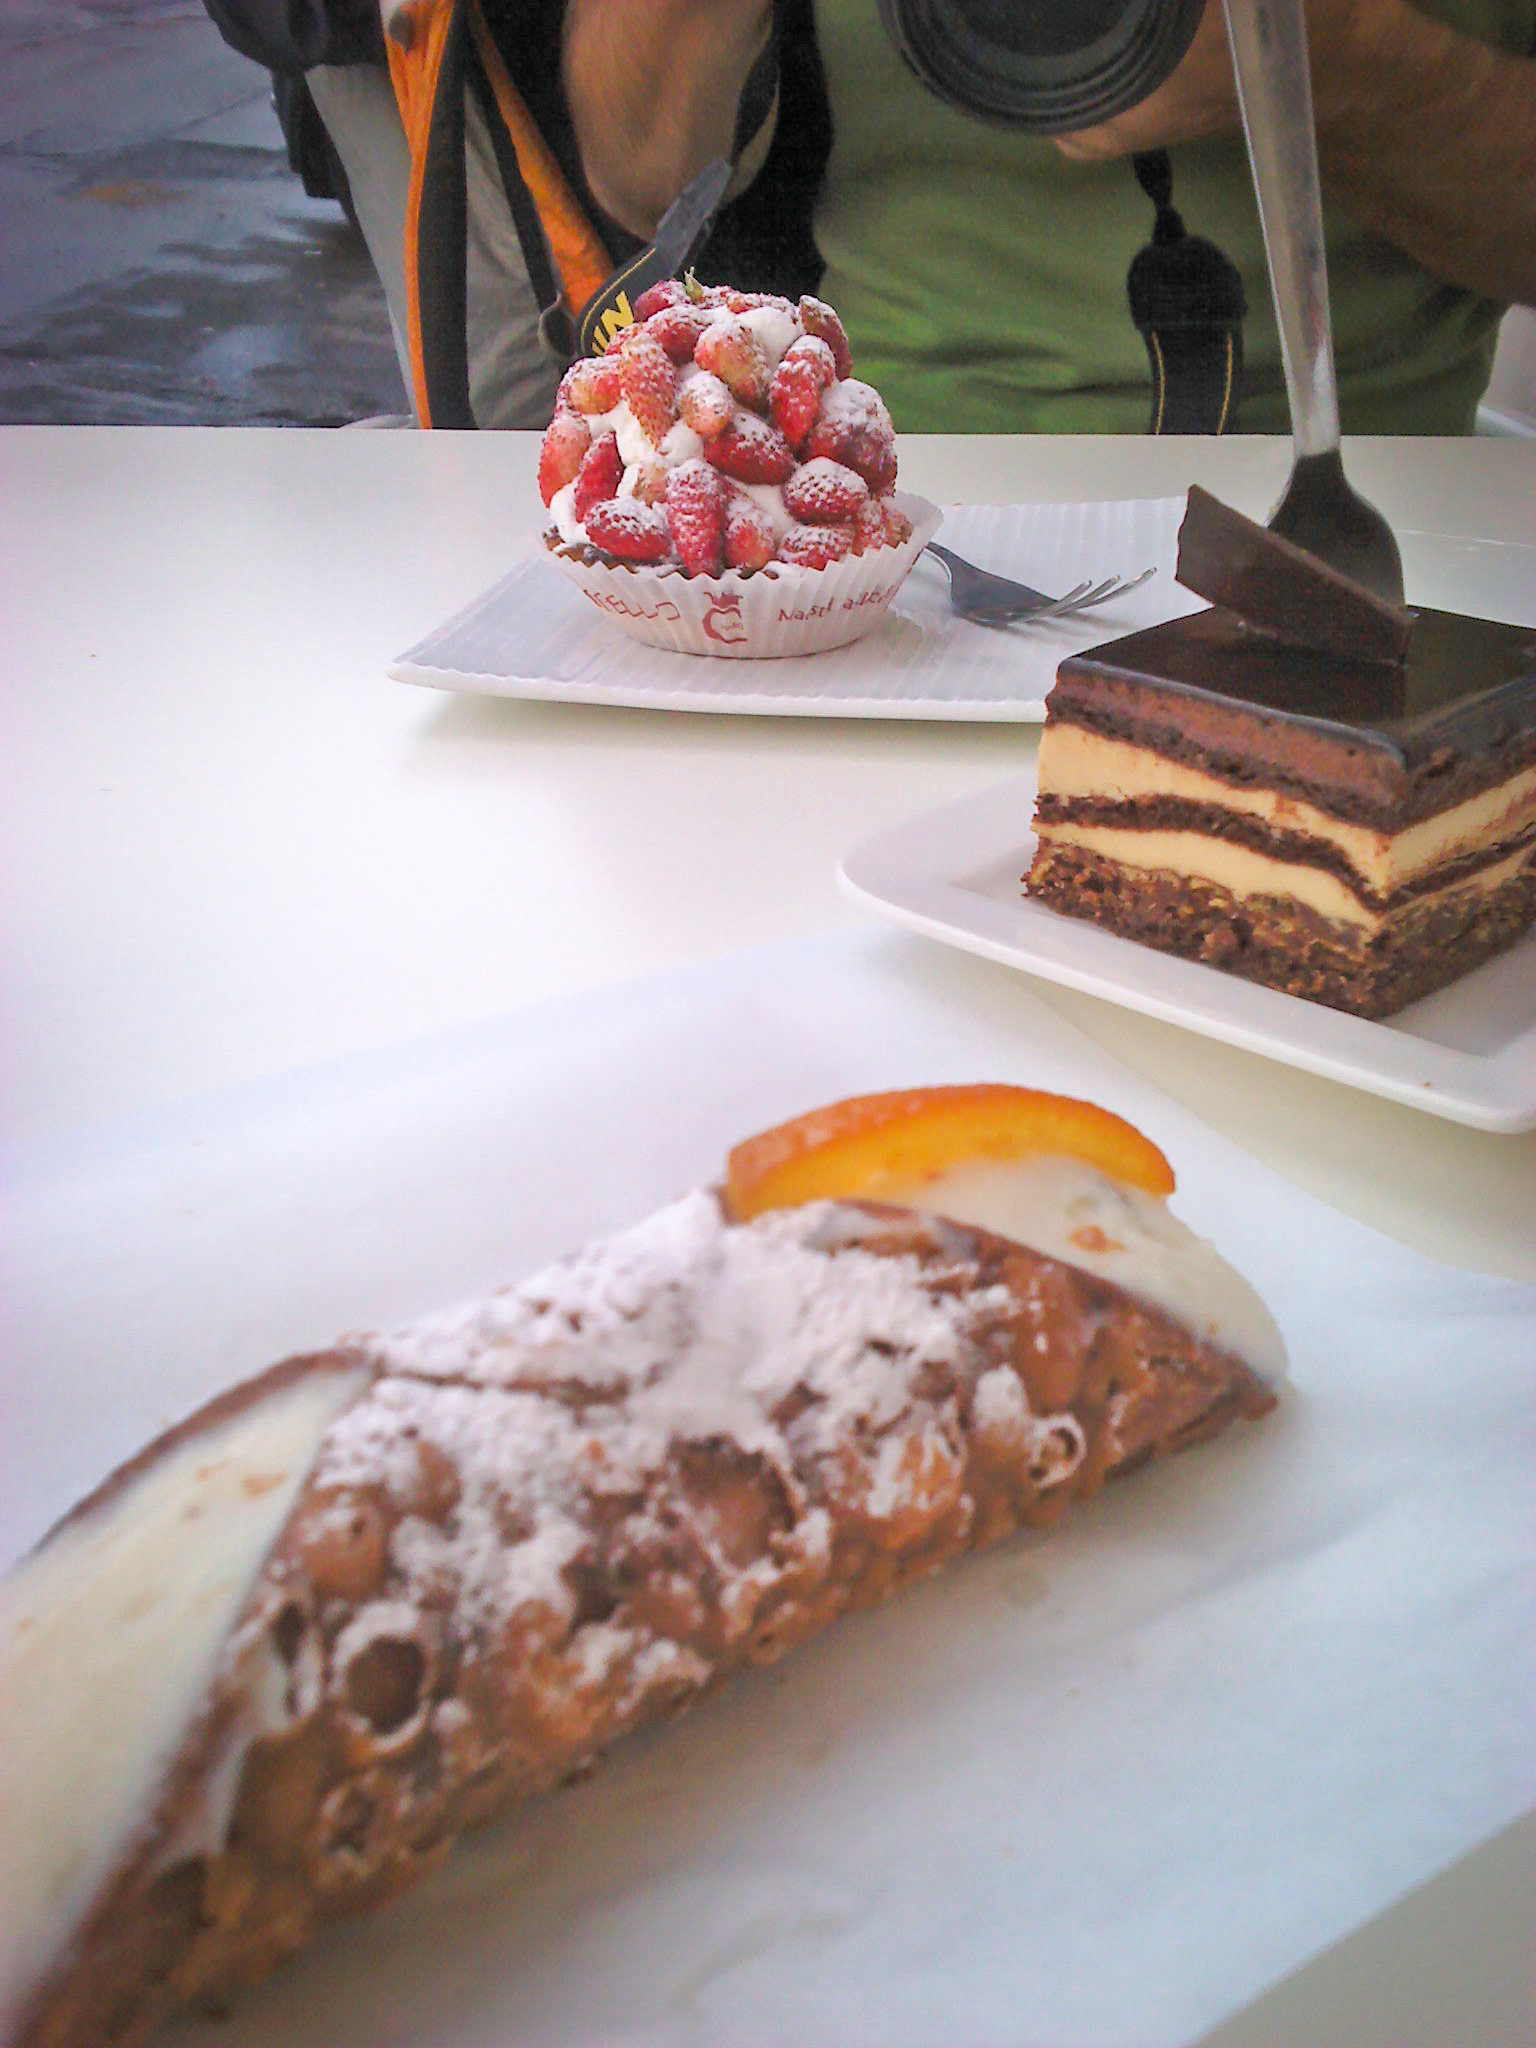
[925,542,1155,625]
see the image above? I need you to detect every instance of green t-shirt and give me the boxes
[810,0,1533,433]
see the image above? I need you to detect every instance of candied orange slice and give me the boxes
[724,1084,1174,1221]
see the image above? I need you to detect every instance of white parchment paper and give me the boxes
[2,931,1532,2048]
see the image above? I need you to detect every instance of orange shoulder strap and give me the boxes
[386,0,471,427]
[464,1,612,318]
[384,0,611,426]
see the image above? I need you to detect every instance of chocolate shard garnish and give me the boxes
[1177,485,1414,666]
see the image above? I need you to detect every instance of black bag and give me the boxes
[202,0,383,70]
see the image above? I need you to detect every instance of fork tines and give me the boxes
[969,569,1155,625]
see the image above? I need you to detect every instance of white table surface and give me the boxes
[3,426,1534,2046]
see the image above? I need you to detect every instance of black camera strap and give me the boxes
[1126,148,1247,433]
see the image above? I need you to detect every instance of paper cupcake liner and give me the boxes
[544,493,942,659]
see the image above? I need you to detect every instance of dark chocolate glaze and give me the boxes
[1052,604,1536,826]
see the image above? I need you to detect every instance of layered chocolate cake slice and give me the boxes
[1029,495,1536,1018]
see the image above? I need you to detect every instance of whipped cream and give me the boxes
[735,302,801,371]
[731,477,796,544]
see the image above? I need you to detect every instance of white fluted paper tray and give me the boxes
[390,496,1200,718]
[3,930,1532,2048]
[544,494,943,657]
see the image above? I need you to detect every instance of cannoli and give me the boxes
[0,1086,1283,2048]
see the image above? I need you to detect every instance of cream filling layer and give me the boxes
[869,1155,1287,1384]
[1037,724,1536,895]
[0,1364,368,2037]
[1034,823,1533,929]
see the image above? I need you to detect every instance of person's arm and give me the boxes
[1057,0,1536,308]
[562,0,774,239]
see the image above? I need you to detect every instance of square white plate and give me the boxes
[839,769,1536,1132]
[390,497,1197,719]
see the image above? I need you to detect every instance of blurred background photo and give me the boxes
[0,0,406,425]
[1,0,1531,431]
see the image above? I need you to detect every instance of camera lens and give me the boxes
[876,0,1209,132]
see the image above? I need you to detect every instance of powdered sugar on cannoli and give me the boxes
[2,1156,1280,2048]
[315,1191,1021,1639]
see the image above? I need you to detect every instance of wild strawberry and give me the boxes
[693,284,794,315]
[565,354,622,414]
[677,371,735,440]
[779,520,856,569]
[803,379,897,493]
[704,411,795,485]
[619,333,676,446]
[783,456,868,524]
[771,359,820,449]
[537,411,591,507]
[696,282,757,312]
[647,301,715,364]
[879,494,913,545]
[723,494,777,572]
[785,334,836,381]
[665,458,726,576]
[572,432,623,524]
[695,317,771,410]
[855,427,899,497]
[850,494,887,554]
[798,295,853,378]
[633,278,686,321]
[769,335,835,448]
[584,496,672,563]
[802,405,844,466]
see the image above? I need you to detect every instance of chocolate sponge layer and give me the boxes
[1028,842,1536,1017]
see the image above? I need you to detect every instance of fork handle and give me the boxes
[925,542,1052,611]
[1221,0,1341,462]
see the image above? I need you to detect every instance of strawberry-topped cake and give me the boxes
[536,280,940,658]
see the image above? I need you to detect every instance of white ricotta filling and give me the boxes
[872,1155,1288,1384]
[0,1363,367,2036]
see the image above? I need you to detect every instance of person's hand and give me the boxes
[1053,0,1379,164]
